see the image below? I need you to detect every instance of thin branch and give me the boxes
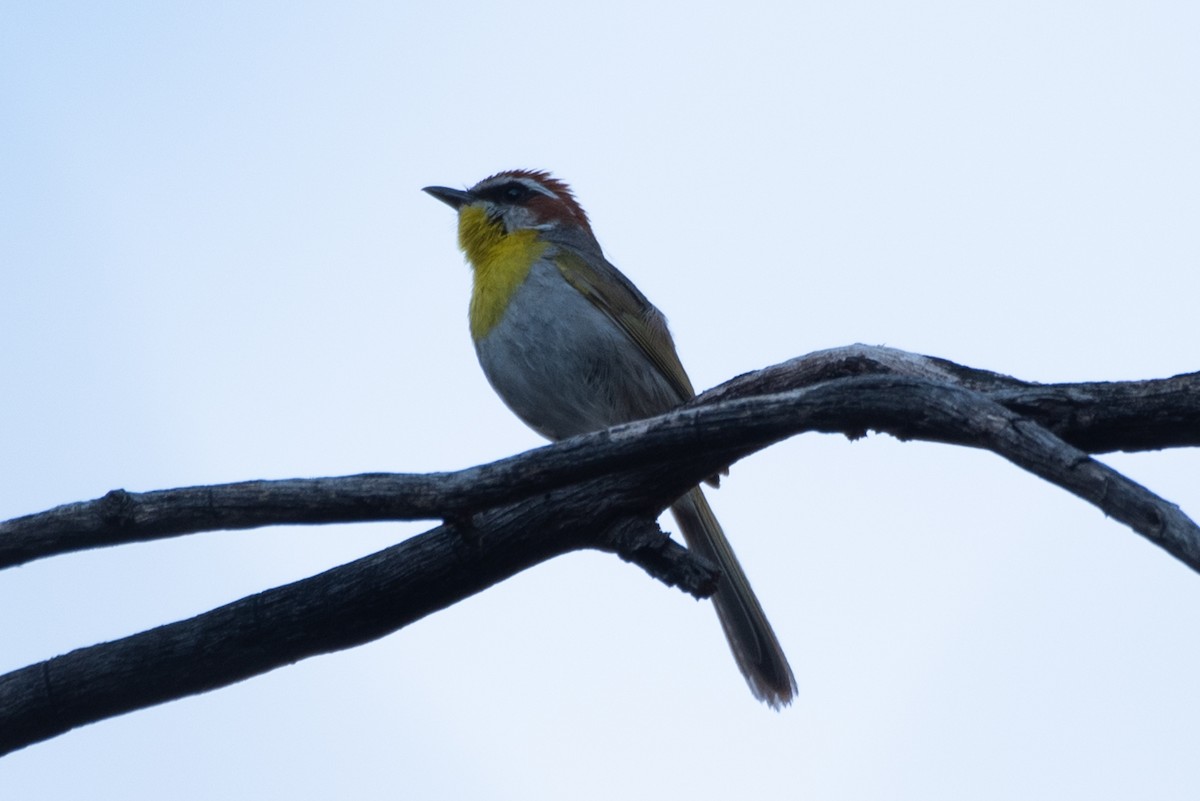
[707,345,1200,453]
[3,347,1196,569]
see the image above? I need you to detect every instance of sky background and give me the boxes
[2,2,1198,798]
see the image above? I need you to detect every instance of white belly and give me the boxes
[474,259,682,440]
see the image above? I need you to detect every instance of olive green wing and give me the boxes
[554,250,696,402]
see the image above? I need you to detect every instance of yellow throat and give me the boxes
[457,205,548,341]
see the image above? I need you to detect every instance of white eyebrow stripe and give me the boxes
[513,176,558,198]
[470,173,564,203]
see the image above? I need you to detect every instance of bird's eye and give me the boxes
[503,184,529,201]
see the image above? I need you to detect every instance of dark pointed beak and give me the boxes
[423,185,473,210]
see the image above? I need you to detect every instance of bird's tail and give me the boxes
[670,487,796,708]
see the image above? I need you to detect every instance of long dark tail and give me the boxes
[670,487,796,708]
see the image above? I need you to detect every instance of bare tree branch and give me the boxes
[706,346,1200,453]
[3,347,1195,570]
[1,346,1197,755]
[0,477,701,758]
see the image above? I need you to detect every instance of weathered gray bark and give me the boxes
[1,345,1196,756]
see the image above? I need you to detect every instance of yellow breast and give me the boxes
[457,206,549,340]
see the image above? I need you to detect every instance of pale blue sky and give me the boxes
[2,2,1198,799]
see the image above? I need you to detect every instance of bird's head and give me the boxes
[424,169,592,237]
[424,171,592,266]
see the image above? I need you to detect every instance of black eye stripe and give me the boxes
[478,181,535,204]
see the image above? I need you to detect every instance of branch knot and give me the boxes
[606,517,720,599]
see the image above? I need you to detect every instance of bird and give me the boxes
[423,169,796,707]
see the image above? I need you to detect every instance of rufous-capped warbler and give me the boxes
[424,170,795,708]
